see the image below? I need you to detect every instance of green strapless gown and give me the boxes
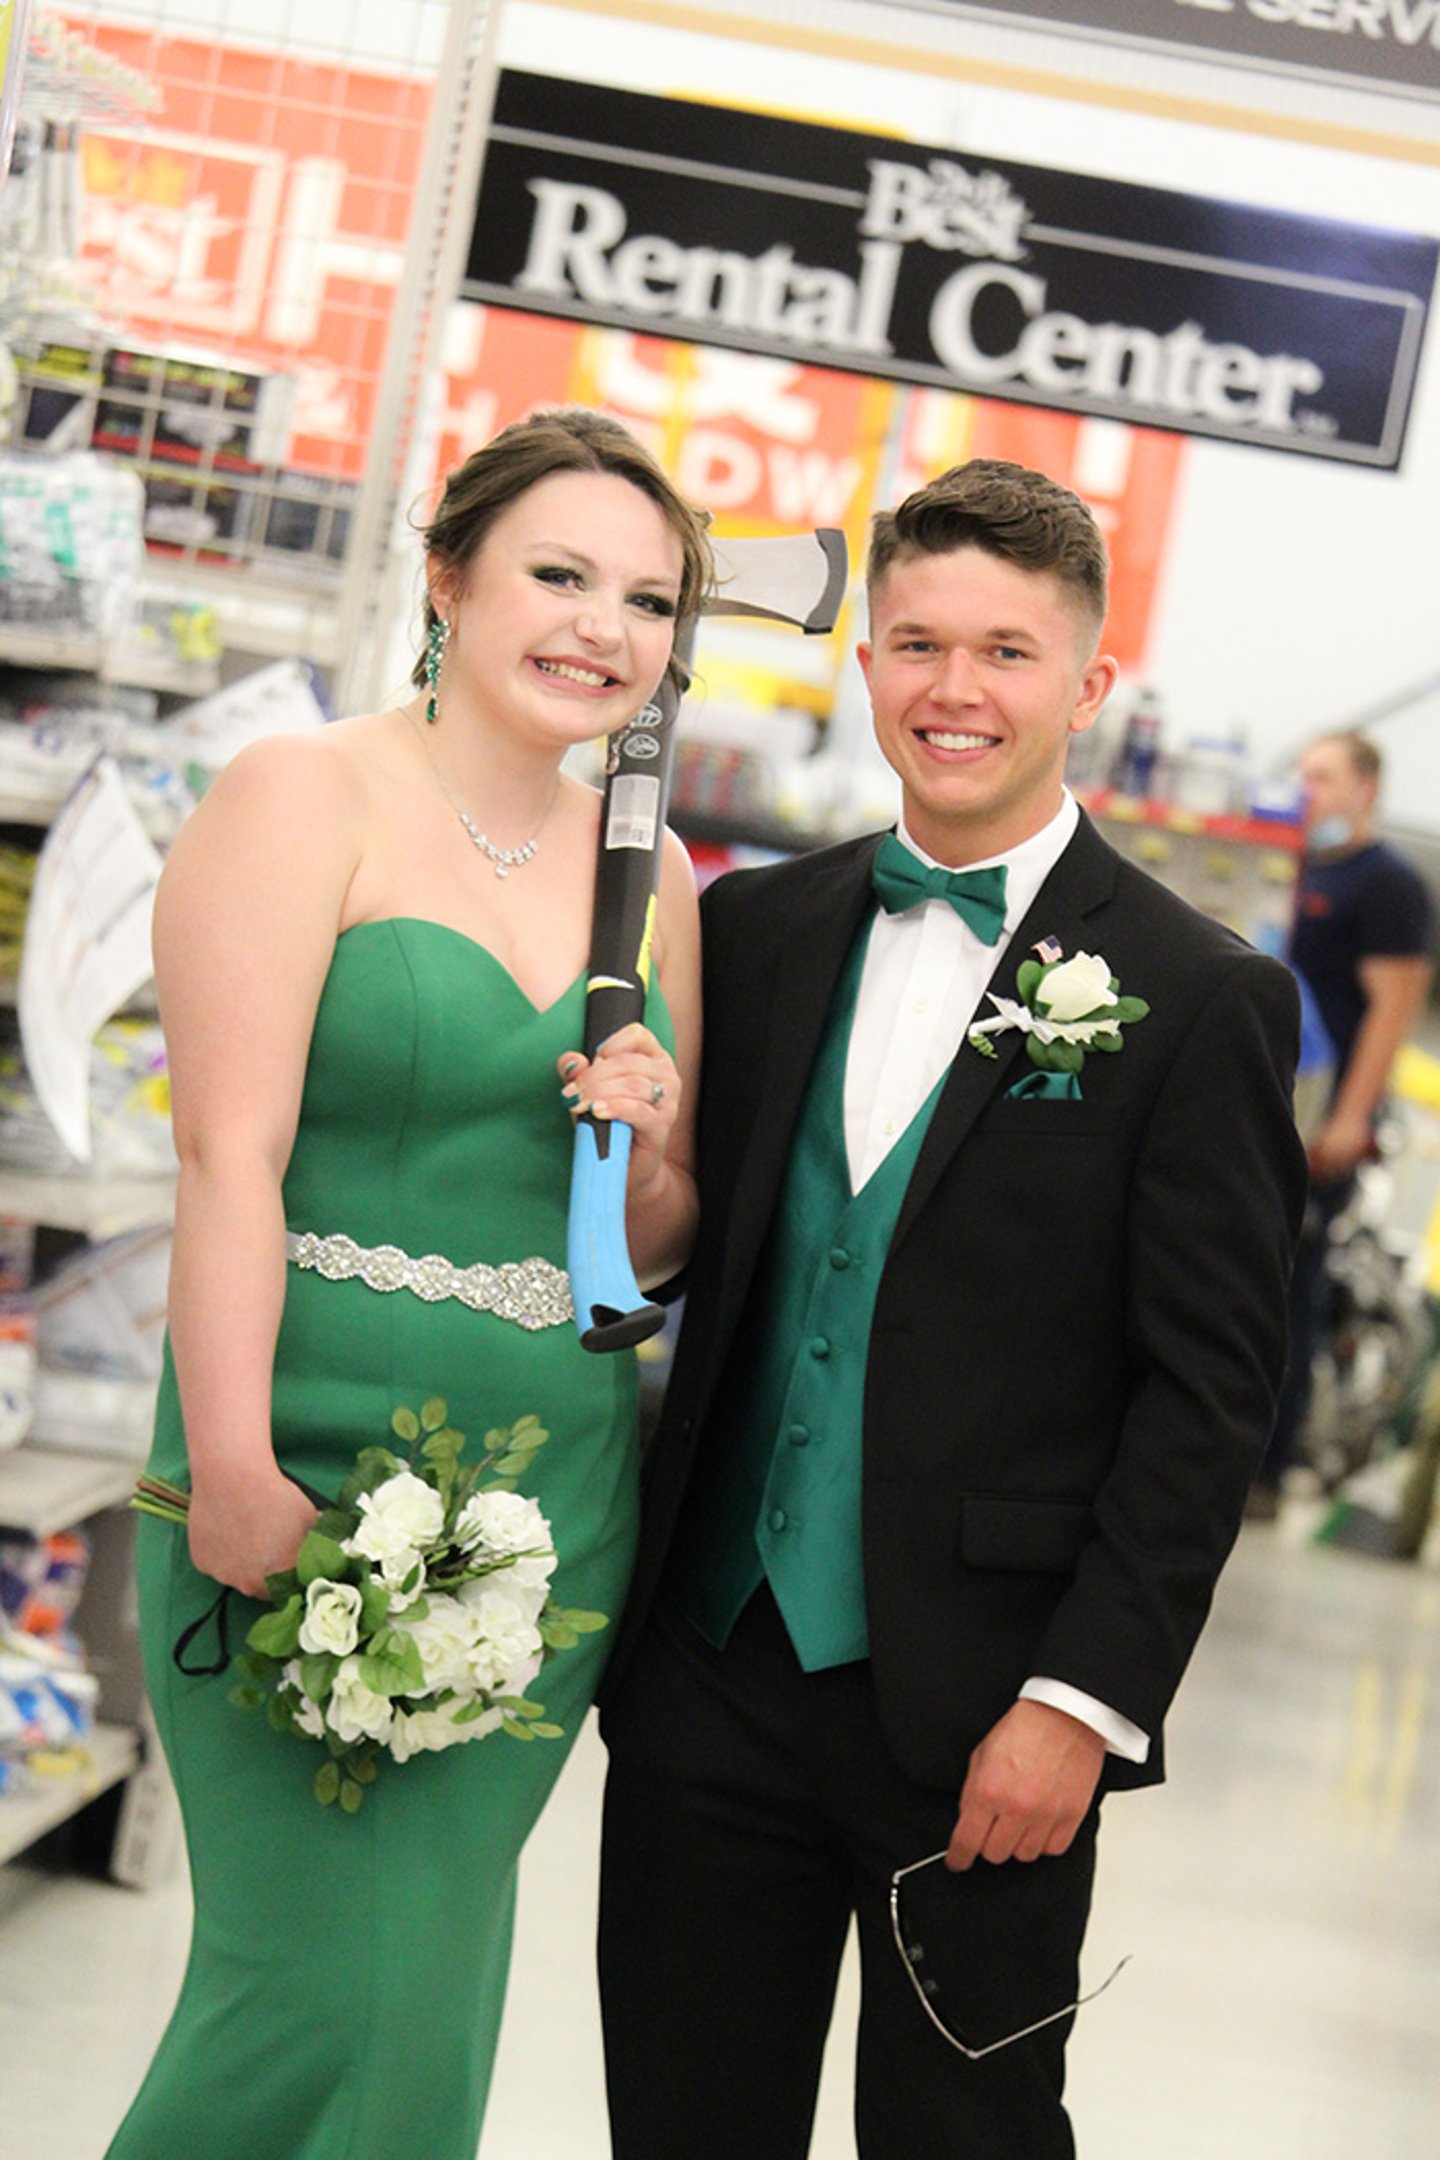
[108,920,659,2160]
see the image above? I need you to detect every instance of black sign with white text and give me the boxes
[908,1,1440,103]
[464,73,1436,470]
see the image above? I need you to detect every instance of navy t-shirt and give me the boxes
[1291,842,1433,1081]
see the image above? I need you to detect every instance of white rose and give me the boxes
[465,1585,545,1694]
[345,1471,445,1566]
[455,1488,551,1560]
[328,1655,396,1745]
[392,1598,480,1695]
[388,1702,482,1763]
[298,1579,363,1657]
[1035,951,1114,1023]
[281,1659,328,1739]
[377,1546,427,1606]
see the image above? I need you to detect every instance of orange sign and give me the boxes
[71,15,430,481]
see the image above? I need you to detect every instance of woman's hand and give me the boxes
[187,1462,320,1600]
[557,1022,682,1195]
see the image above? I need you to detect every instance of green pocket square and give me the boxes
[1004,1070,1084,1103]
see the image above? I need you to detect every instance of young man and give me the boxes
[1251,729,1433,1512]
[597,460,1307,2158]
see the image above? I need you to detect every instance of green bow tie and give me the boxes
[871,835,1008,945]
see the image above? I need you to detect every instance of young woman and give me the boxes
[106,410,709,2160]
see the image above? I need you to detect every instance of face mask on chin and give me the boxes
[1307,813,1355,853]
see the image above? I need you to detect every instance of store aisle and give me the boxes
[1,1522,1437,2159]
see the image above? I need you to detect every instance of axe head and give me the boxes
[703,528,848,634]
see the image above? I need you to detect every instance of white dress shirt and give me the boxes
[845,792,1149,1765]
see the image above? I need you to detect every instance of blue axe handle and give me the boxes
[567,652,686,1353]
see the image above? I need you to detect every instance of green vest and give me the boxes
[675,924,943,1671]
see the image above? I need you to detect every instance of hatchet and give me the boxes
[569,524,848,1352]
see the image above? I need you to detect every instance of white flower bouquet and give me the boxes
[134,1398,606,1813]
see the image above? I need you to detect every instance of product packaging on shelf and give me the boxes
[0,1214,36,1452]
[0,449,144,646]
[32,1224,169,1457]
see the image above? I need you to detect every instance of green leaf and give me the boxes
[529,1722,565,1740]
[299,1651,339,1704]
[262,1567,300,1605]
[246,1593,303,1659]
[348,1752,378,1784]
[314,1759,341,1807]
[420,1396,449,1433]
[266,1695,296,1734]
[494,1696,546,1718]
[1090,1031,1123,1053]
[358,1632,425,1696]
[486,1477,520,1494]
[337,1447,401,1510]
[540,1620,579,1650]
[1048,1040,1085,1074]
[554,1608,609,1634]
[452,1698,497,1725]
[501,1717,537,1740]
[339,1778,365,1814]
[390,1407,420,1444]
[228,1682,264,1712]
[491,1450,539,1476]
[297,1532,351,1588]
[1016,959,1044,1002]
[359,1578,392,1635]
[1113,996,1149,1022]
[309,1506,353,1543]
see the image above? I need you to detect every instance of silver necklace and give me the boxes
[405,709,554,879]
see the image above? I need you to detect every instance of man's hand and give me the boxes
[946,1700,1106,1871]
[1307,1108,1371,1183]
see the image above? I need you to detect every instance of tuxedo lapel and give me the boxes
[891,813,1121,1251]
[717,838,881,1307]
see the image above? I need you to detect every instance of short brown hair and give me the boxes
[867,458,1108,635]
[1313,730,1382,785]
[412,408,712,690]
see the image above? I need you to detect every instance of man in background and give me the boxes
[1250,729,1434,1516]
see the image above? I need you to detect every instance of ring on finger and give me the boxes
[649,1080,666,1107]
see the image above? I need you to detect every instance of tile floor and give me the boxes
[2,1514,1438,2158]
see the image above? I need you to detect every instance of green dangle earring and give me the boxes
[424,616,450,725]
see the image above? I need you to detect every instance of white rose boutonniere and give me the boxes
[969,946,1149,1090]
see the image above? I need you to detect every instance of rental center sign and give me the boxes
[463,74,1437,471]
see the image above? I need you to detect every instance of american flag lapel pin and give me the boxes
[1033,936,1063,965]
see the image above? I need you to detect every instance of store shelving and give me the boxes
[0,1721,141,1868]
[0,1172,174,1240]
[0,1444,143,1540]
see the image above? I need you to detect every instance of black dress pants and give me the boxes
[598,1587,1098,2160]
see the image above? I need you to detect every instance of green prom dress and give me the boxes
[108,920,660,2160]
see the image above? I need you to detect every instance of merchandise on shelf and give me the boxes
[0,1213,35,1453]
[0,1515,97,1797]
[0,671,197,834]
[8,333,354,580]
[31,1224,168,1458]
[0,446,143,643]
[0,1012,175,1180]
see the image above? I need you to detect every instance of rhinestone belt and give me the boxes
[285,1231,574,1332]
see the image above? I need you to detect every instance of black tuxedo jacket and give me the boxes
[610,813,1307,1794]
